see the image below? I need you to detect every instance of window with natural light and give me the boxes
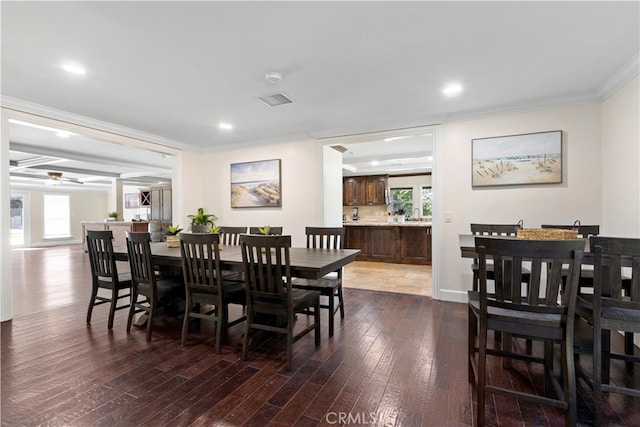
[390,188,413,216]
[422,186,432,216]
[44,194,71,238]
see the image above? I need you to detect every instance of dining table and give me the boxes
[112,242,362,280]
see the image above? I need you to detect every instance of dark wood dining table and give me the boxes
[112,242,362,279]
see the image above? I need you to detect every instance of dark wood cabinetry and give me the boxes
[343,176,366,206]
[344,225,431,265]
[343,175,387,206]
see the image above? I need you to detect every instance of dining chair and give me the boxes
[470,222,529,292]
[292,226,345,337]
[219,226,247,245]
[541,222,602,293]
[125,231,183,341]
[249,226,283,235]
[574,236,640,426]
[239,234,321,371]
[85,230,132,329]
[468,237,584,427]
[179,232,246,351]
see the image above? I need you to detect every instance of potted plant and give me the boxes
[188,208,218,233]
[258,225,271,235]
[166,225,183,247]
[209,224,221,234]
[107,211,119,221]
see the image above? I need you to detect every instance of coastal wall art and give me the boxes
[124,192,140,208]
[230,159,282,208]
[471,130,562,187]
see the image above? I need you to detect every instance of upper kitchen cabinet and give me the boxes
[343,176,366,206]
[343,175,388,206]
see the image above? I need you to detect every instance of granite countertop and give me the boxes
[343,220,432,227]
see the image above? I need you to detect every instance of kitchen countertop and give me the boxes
[343,221,432,227]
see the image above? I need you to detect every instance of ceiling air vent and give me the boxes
[257,92,294,107]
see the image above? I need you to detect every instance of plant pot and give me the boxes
[166,235,179,248]
[191,225,210,233]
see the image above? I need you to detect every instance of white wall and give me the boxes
[438,103,603,302]
[323,145,344,226]
[601,75,640,237]
[194,139,327,247]
[122,185,151,221]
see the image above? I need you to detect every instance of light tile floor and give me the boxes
[343,261,432,297]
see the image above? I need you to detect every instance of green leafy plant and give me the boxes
[258,225,271,235]
[209,224,221,234]
[166,225,183,235]
[187,208,218,226]
[107,211,118,219]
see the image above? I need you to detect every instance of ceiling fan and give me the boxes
[46,171,83,185]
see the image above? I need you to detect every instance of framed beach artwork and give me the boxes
[471,130,562,187]
[230,159,282,208]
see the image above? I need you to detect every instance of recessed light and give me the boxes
[55,132,71,138]
[62,63,86,75]
[218,122,233,130]
[371,160,379,166]
[443,83,463,96]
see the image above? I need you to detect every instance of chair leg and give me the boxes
[146,301,154,342]
[593,325,603,427]
[328,291,335,338]
[468,306,477,383]
[181,300,191,346]
[562,330,577,427]
[242,313,250,361]
[315,300,321,346]
[544,340,554,398]
[286,314,294,371]
[87,285,98,324]
[107,287,118,329]
[338,285,345,319]
[477,321,488,427]
[215,306,222,354]
[126,290,137,333]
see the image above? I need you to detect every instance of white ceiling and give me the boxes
[2,1,638,185]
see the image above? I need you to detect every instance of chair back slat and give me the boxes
[476,237,584,312]
[180,232,223,303]
[86,230,118,279]
[541,223,599,238]
[305,226,344,249]
[471,223,522,236]
[590,236,640,308]
[219,226,247,245]
[240,235,292,307]
[249,226,283,235]
[125,232,156,296]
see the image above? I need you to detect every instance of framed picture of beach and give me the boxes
[472,130,562,187]
[230,159,282,208]
[124,192,140,209]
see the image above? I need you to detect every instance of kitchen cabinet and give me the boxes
[343,175,387,206]
[343,176,366,206]
[344,224,431,265]
[149,184,172,241]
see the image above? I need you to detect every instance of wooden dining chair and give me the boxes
[239,234,321,371]
[249,226,283,235]
[470,222,529,291]
[85,230,132,329]
[541,222,601,293]
[219,226,247,245]
[179,232,246,351]
[574,236,640,426]
[468,237,584,427]
[125,232,183,341]
[292,227,345,337]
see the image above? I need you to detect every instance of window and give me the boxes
[44,194,71,238]
[390,187,413,215]
[422,186,432,217]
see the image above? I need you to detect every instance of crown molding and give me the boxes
[1,96,190,151]
[597,52,640,101]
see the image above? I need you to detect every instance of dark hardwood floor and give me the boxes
[3,244,639,426]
